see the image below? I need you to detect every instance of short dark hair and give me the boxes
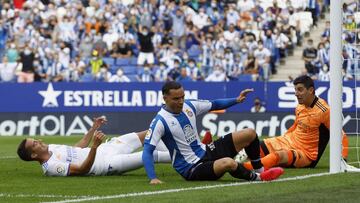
[162,81,182,95]
[293,75,314,89]
[17,139,33,161]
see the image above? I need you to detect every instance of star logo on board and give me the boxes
[38,83,62,107]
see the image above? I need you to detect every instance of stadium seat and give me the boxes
[126,74,139,82]
[102,57,116,66]
[122,65,138,74]
[187,45,201,58]
[238,74,253,81]
[79,73,95,82]
[109,65,119,74]
[130,57,138,65]
[116,58,131,66]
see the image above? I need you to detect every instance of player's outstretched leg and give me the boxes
[232,129,264,173]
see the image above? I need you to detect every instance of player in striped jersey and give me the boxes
[243,75,349,170]
[142,81,284,184]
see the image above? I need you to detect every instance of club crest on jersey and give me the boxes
[185,109,193,117]
[183,124,196,143]
[56,165,65,174]
[145,129,152,140]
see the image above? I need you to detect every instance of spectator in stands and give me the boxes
[0,0,316,83]
[154,62,169,82]
[79,36,93,59]
[176,67,193,82]
[321,21,330,42]
[89,50,105,75]
[17,45,35,83]
[274,28,290,65]
[306,0,318,27]
[192,7,209,30]
[6,43,18,63]
[243,52,258,75]
[46,53,64,82]
[0,56,17,82]
[224,24,240,43]
[167,59,181,81]
[205,64,226,82]
[109,68,130,83]
[137,25,155,66]
[250,97,266,113]
[317,42,329,70]
[112,38,132,58]
[170,6,186,50]
[187,59,203,81]
[302,39,318,76]
[318,65,330,81]
[138,64,155,82]
[254,40,271,81]
[33,59,47,82]
[95,66,112,82]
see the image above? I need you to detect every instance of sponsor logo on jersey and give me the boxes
[145,129,152,140]
[56,165,65,174]
[183,124,196,143]
[185,109,193,117]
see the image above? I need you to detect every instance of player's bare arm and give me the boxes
[236,88,254,103]
[69,131,106,176]
[75,116,107,148]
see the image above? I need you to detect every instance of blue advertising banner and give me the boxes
[0,82,358,112]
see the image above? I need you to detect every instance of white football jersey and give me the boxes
[42,145,105,176]
[42,133,141,176]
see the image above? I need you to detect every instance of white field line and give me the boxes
[0,156,17,159]
[0,193,91,199]
[42,172,331,203]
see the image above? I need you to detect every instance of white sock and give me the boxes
[155,141,168,152]
[254,167,264,173]
[153,150,171,163]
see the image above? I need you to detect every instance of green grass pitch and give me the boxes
[0,136,359,203]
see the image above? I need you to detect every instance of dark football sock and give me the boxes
[229,163,258,181]
[245,135,263,170]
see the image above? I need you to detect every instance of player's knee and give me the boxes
[218,158,237,171]
[234,128,256,141]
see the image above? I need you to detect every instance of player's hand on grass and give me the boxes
[150,178,163,185]
[236,88,254,103]
[92,116,107,130]
[92,131,105,148]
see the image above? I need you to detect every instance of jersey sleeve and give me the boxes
[186,99,212,116]
[286,107,298,134]
[322,106,330,129]
[143,117,165,180]
[42,160,70,177]
[144,117,165,147]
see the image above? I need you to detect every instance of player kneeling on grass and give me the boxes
[142,81,284,185]
[16,116,171,176]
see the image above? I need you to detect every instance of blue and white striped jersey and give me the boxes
[145,99,212,177]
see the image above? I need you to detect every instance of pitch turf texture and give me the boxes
[1,136,360,203]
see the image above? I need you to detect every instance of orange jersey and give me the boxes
[270,97,347,161]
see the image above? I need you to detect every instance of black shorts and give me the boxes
[185,133,238,181]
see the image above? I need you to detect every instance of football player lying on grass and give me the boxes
[17,116,171,176]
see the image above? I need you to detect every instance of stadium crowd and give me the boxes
[0,0,330,83]
[300,0,360,82]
